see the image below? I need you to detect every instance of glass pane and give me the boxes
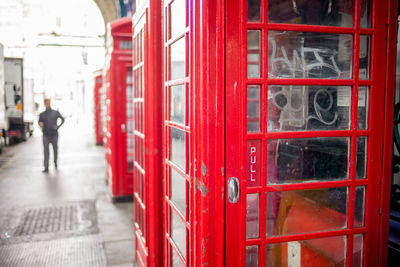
[353,234,364,267]
[247,193,260,239]
[356,137,367,179]
[171,168,186,217]
[171,209,186,259]
[170,37,186,80]
[248,85,261,132]
[360,0,371,28]
[359,35,371,80]
[248,30,261,78]
[170,0,186,38]
[267,137,350,185]
[172,244,185,267]
[266,236,347,267]
[171,85,185,124]
[248,0,261,22]
[268,86,351,131]
[268,0,353,27]
[357,87,369,130]
[266,187,348,236]
[354,186,366,227]
[268,31,353,79]
[171,127,186,171]
[246,245,259,267]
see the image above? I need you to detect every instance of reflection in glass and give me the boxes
[171,210,186,259]
[266,236,347,267]
[268,0,353,27]
[171,127,186,171]
[360,0,371,28]
[247,85,260,132]
[170,37,186,80]
[353,234,364,267]
[357,87,369,129]
[246,194,259,239]
[359,35,371,80]
[246,245,259,267]
[248,30,261,78]
[267,137,349,185]
[248,0,261,22]
[266,187,348,236]
[268,31,353,79]
[356,137,368,179]
[355,186,366,227]
[170,0,186,38]
[268,86,351,131]
[171,168,186,217]
[172,244,185,267]
[171,85,185,124]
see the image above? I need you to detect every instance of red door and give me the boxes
[93,70,103,145]
[226,0,390,266]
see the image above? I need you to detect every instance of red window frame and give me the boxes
[226,0,391,266]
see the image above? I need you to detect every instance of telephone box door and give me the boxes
[226,0,389,266]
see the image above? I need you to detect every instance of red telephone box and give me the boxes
[132,0,164,266]
[131,0,398,266]
[93,69,103,145]
[104,17,134,199]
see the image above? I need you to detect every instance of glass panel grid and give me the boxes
[244,0,370,265]
[165,0,190,265]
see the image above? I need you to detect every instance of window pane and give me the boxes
[266,187,348,236]
[268,86,351,131]
[360,0,371,28]
[267,137,349,185]
[171,85,185,124]
[248,0,261,22]
[248,85,261,132]
[171,168,186,217]
[266,236,347,267]
[359,35,371,80]
[170,37,186,80]
[246,245,259,267]
[353,234,364,267]
[171,210,186,259]
[171,127,186,171]
[357,87,369,130]
[248,30,261,78]
[170,0,186,39]
[268,31,353,79]
[356,137,367,179]
[172,244,185,267]
[247,193,259,239]
[268,0,353,27]
[354,186,366,227]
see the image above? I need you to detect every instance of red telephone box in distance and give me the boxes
[104,17,133,199]
[93,69,103,145]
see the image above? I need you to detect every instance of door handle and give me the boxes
[121,123,126,133]
[227,177,240,204]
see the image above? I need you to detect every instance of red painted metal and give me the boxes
[104,17,133,198]
[132,0,164,266]
[225,0,392,266]
[93,69,103,145]
[379,0,398,265]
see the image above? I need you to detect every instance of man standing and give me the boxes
[38,98,65,172]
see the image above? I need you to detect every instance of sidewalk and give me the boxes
[0,120,135,267]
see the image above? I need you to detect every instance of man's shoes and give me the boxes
[54,162,58,169]
[42,168,49,173]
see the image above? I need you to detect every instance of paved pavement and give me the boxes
[0,120,135,267]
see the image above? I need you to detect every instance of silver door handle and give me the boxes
[121,123,126,133]
[228,177,240,203]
